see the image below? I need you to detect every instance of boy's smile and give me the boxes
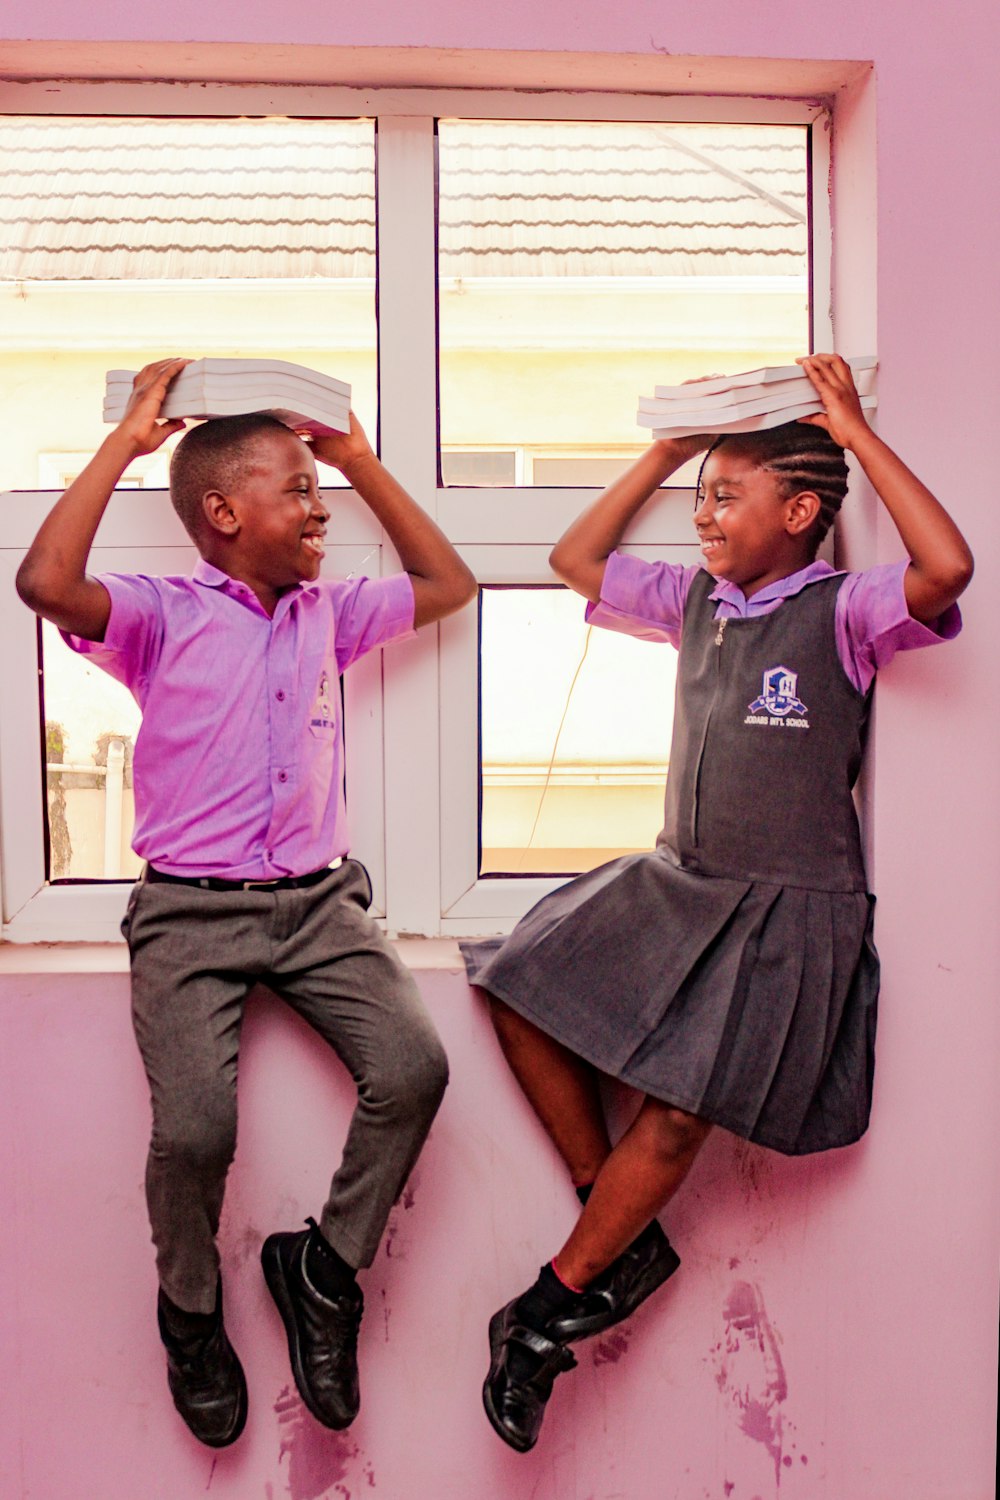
[206,427,331,609]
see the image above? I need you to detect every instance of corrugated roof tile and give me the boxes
[0,116,807,281]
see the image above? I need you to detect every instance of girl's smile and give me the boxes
[694,449,819,599]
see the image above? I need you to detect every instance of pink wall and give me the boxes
[2,3,998,1498]
[3,958,992,1500]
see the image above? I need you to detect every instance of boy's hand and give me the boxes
[118,358,191,456]
[796,353,871,450]
[306,412,376,481]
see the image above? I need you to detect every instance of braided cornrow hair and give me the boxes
[696,421,849,555]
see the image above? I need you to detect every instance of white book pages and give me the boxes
[104,359,352,435]
[103,394,351,435]
[103,389,351,420]
[651,355,877,401]
[639,366,877,416]
[637,387,877,430]
[104,373,352,410]
[106,358,351,398]
[647,395,877,440]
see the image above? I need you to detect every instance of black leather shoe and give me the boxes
[483,1298,577,1453]
[261,1221,362,1430]
[157,1287,248,1448]
[547,1222,680,1343]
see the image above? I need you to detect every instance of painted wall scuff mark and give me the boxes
[712,1281,789,1486]
[275,1384,374,1500]
[592,1327,630,1366]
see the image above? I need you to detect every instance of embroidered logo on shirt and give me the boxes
[310,669,337,732]
[744,666,810,729]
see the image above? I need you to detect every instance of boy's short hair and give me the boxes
[169,413,294,540]
[698,422,850,553]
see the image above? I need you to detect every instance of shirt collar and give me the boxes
[708,558,843,610]
[191,557,318,600]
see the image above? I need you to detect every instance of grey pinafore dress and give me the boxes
[462,572,879,1155]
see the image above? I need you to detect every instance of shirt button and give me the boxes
[277,770,288,783]
[266,850,274,861]
[275,689,286,702]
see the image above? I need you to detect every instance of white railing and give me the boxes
[46,737,126,878]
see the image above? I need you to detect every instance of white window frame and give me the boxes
[0,81,832,940]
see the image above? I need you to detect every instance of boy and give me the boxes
[16,357,476,1447]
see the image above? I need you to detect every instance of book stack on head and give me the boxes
[636,356,877,440]
[104,358,352,437]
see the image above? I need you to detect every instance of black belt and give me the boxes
[144,861,339,893]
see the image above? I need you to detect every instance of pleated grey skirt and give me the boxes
[461,849,879,1155]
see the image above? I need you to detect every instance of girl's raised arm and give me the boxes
[549,435,711,603]
[798,354,973,623]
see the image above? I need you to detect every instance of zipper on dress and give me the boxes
[692,614,727,851]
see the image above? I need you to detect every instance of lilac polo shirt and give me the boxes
[586,555,961,693]
[63,560,415,879]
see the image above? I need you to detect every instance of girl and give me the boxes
[462,354,973,1453]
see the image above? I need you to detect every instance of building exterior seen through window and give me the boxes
[479,588,676,875]
[437,119,810,491]
[41,621,143,881]
[0,115,377,493]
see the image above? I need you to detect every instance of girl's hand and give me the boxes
[796,353,871,449]
[307,411,375,479]
[118,358,190,455]
[653,431,714,462]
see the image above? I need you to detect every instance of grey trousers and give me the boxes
[121,860,448,1314]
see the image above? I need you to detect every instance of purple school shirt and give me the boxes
[63,560,415,879]
[586,555,961,692]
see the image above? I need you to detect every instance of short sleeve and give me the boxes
[584,550,701,648]
[60,573,166,700]
[324,573,416,673]
[835,561,963,694]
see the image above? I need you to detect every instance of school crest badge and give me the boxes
[747,666,808,719]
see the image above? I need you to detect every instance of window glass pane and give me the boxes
[40,621,143,881]
[480,587,676,875]
[0,116,376,492]
[438,120,809,487]
[531,457,634,487]
[440,450,518,486]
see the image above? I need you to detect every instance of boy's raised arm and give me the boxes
[16,358,189,641]
[549,435,711,603]
[309,417,476,628]
[798,354,974,623]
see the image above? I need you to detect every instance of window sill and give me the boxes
[0,937,467,975]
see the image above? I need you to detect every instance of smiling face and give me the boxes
[694,447,820,598]
[210,426,330,593]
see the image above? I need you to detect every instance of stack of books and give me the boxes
[103,358,352,436]
[637,357,877,439]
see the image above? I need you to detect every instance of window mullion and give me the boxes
[375,114,443,935]
[0,555,48,925]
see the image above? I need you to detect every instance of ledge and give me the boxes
[0,44,869,96]
[0,937,467,974]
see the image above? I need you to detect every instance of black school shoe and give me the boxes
[483,1299,577,1453]
[157,1285,248,1448]
[547,1221,680,1343]
[261,1221,363,1430]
